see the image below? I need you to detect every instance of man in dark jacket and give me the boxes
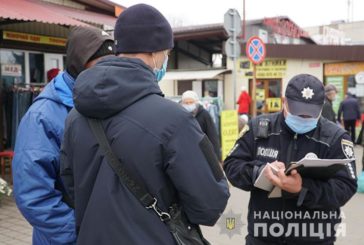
[338,92,361,142]
[12,26,114,245]
[321,84,337,123]
[224,74,357,245]
[181,90,221,160]
[60,4,229,245]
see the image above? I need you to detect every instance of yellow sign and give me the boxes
[239,59,287,78]
[256,89,265,100]
[266,97,282,112]
[324,62,364,76]
[3,31,66,47]
[221,110,239,161]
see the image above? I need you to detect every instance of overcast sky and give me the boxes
[111,0,364,28]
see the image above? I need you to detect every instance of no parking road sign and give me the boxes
[246,36,266,65]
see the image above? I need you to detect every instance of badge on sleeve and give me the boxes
[341,139,355,159]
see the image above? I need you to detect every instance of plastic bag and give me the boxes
[357,171,364,193]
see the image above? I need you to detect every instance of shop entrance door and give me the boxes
[249,79,282,114]
[44,54,64,80]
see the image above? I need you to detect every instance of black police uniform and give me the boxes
[224,112,357,245]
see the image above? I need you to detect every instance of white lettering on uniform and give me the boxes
[257,147,279,159]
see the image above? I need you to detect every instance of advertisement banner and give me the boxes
[221,110,239,161]
[3,31,66,46]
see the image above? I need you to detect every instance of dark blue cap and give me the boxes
[285,74,325,118]
[114,4,174,54]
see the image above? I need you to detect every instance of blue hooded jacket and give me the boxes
[12,71,76,245]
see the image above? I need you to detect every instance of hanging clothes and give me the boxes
[1,84,45,150]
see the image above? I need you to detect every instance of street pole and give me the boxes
[232,12,237,110]
[252,64,257,117]
[243,0,246,40]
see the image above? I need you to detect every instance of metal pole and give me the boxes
[232,11,237,110]
[252,64,257,117]
[243,0,246,40]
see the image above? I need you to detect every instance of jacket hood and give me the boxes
[66,26,114,79]
[74,56,163,119]
[33,78,64,106]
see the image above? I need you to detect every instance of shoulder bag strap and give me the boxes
[87,118,170,221]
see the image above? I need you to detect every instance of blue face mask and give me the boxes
[153,54,168,82]
[285,111,319,134]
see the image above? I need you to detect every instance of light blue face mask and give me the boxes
[153,53,168,82]
[182,103,197,113]
[285,111,319,134]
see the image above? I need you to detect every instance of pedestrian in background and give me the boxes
[12,26,114,245]
[237,85,251,116]
[338,92,361,142]
[321,84,337,123]
[60,4,229,245]
[181,90,221,160]
[238,114,249,132]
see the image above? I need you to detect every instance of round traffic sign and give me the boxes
[246,36,266,65]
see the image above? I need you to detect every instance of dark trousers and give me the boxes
[344,120,357,143]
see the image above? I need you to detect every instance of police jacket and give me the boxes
[60,56,230,245]
[13,72,76,245]
[224,112,357,245]
[195,104,221,160]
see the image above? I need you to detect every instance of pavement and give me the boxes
[0,146,363,245]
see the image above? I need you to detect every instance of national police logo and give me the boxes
[341,139,355,159]
[217,209,244,239]
[226,217,235,230]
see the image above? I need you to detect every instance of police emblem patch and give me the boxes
[341,139,355,159]
[301,87,314,100]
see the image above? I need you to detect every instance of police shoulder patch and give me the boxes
[341,139,355,159]
[238,124,250,139]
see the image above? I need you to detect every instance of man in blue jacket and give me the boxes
[60,4,230,245]
[12,26,114,245]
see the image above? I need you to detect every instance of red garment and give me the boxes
[237,91,251,114]
[47,68,60,82]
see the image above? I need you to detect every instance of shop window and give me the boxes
[249,79,282,114]
[29,53,44,83]
[202,80,218,97]
[0,50,25,88]
[177,80,193,95]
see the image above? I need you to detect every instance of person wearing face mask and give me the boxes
[181,90,221,160]
[224,74,357,245]
[60,4,229,245]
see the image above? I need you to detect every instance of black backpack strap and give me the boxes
[87,118,171,221]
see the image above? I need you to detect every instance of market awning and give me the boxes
[163,69,231,81]
[41,1,117,28]
[0,0,90,27]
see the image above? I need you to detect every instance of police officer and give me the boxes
[224,74,357,245]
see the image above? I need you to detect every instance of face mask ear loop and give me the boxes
[152,53,158,70]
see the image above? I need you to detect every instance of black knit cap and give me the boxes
[66,26,113,79]
[114,4,174,54]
